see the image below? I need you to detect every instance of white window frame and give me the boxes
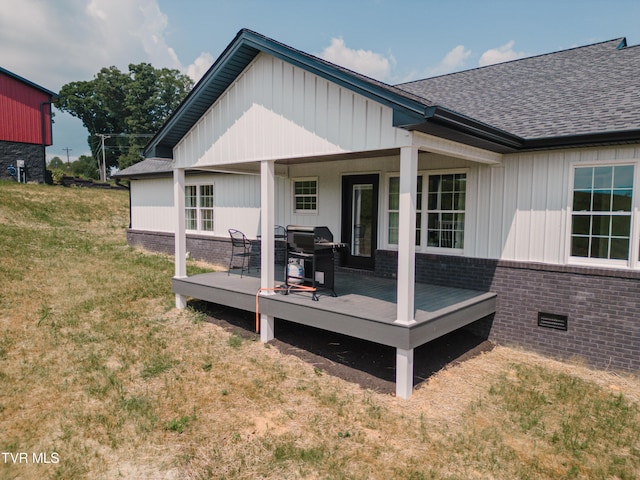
[292,177,318,214]
[384,169,468,254]
[185,182,215,234]
[567,160,639,269]
[385,173,423,248]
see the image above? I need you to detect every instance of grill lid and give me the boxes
[286,225,335,253]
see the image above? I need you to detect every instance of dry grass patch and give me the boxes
[1,181,639,480]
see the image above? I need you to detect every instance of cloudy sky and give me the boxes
[1,0,639,161]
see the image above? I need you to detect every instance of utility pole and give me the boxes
[62,147,72,164]
[96,134,110,182]
[94,133,153,180]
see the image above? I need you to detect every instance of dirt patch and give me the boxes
[191,301,494,394]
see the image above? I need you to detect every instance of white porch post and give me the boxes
[395,144,418,398]
[396,145,418,324]
[173,167,187,309]
[396,348,414,400]
[259,159,275,342]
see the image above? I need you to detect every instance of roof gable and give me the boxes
[145,29,436,158]
[145,32,640,160]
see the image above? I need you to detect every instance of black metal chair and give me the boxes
[228,229,260,277]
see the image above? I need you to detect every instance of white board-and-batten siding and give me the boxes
[470,145,640,266]
[130,174,262,238]
[276,145,640,267]
[133,145,640,268]
[130,178,174,233]
[173,53,410,169]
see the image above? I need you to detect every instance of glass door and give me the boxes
[341,174,379,269]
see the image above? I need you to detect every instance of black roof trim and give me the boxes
[0,66,59,98]
[523,128,640,151]
[428,107,524,150]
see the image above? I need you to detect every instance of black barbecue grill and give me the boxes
[284,225,346,300]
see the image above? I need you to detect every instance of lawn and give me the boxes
[0,181,639,479]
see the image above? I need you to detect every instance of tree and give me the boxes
[48,156,65,169]
[70,155,100,180]
[56,63,193,173]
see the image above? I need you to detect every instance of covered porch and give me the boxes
[138,29,515,398]
[173,268,496,397]
[172,140,502,398]
[173,139,499,398]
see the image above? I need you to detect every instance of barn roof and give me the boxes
[0,66,58,99]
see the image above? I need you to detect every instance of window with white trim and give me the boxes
[427,173,466,249]
[293,178,318,213]
[185,184,215,232]
[386,172,465,250]
[571,165,633,261]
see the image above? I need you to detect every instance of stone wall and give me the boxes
[0,141,47,183]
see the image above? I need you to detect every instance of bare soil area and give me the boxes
[192,300,494,394]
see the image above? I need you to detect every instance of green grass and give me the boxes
[0,181,639,479]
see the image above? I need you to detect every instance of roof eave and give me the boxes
[522,129,640,150]
[112,171,171,180]
[398,106,525,153]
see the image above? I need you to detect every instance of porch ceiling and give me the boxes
[187,148,400,175]
[183,138,501,175]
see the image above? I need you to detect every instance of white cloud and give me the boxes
[318,37,394,81]
[478,41,527,67]
[186,52,214,83]
[428,45,472,76]
[0,0,211,89]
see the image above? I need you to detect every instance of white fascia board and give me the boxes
[414,131,503,165]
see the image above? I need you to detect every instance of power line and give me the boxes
[92,133,154,180]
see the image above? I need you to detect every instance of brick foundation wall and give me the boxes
[127,229,266,271]
[126,229,640,374]
[0,141,47,183]
[127,230,231,269]
[376,249,640,373]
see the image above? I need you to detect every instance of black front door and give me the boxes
[341,174,379,270]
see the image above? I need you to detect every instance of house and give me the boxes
[116,30,640,398]
[0,66,58,183]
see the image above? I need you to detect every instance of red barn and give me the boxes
[0,66,58,183]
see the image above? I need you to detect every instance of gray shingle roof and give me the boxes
[396,38,640,139]
[113,157,173,178]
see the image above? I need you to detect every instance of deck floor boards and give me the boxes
[173,270,496,350]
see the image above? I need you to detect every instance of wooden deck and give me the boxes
[172,270,496,351]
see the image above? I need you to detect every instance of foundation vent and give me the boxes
[538,312,568,331]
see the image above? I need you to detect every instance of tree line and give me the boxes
[48,155,100,181]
